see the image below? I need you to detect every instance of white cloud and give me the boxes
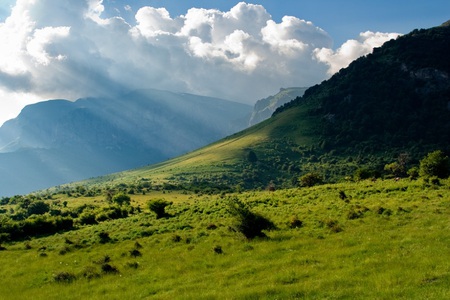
[314,31,401,74]
[0,0,399,126]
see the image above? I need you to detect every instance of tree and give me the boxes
[27,201,50,216]
[147,199,171,219]
[299,173,323,187]
[247,150,258,163]
[112,193,131,206]
[419,150,450,178]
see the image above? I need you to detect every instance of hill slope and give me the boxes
[71,22,450,192]
[0,89,251,196]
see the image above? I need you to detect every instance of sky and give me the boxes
[0,0,449,126]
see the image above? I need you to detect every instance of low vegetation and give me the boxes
[0,152,449,298]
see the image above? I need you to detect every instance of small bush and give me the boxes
[111,193,131,206]
[289,216,303,228]
[130,249,142,257]
[213,245,223,254]
[53,271,77,283]
[101,263,119,274]
[299,173,323,187]
[148,199,171,219]
[98,231,111,244]
[419,150,450,179]
[347,209,364,220]
[338,191,348,201]
[324,219,342,233]
[206,223,218,230]
[171,235,182,242]
[407,167,420,180]
[82,266,100,280]
[227,197,275,239]
[78,211,98,225]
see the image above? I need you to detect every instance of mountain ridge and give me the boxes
[0,89,252,196]
[65,22,450,192]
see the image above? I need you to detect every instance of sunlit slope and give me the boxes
[64,22,450,191]
[78,101,319,188]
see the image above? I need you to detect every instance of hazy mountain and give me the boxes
[73,22,450,191]
[248,87,308,126]
[0,89,251,195]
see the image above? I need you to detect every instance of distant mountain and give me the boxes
[0,89,251,195]
[248,87,308,126]
[72,22,450,191]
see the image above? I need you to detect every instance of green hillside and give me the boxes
[69,22,450,192]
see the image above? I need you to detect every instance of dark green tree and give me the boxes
[147,199,171,219]
[27,201,50,216]
[419,150,450,178]
[247,150,258,163]
[112,193,131,206]
[299,173,323,187]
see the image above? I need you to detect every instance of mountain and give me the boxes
[0,89,252,196]
[69,22,450,192]
[248,87,308,126]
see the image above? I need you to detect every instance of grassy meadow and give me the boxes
[1,178,449,299]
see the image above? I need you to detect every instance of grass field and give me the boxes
[1,178,449,299]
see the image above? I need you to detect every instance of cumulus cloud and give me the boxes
[0,0,399,125]
[314,31,401,75]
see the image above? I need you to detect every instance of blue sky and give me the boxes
[100,0,449,47]
[1,0,448,47]
[0,0,448,125]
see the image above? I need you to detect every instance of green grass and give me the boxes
[1,178,450,299]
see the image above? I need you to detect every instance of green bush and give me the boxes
[299,173,323,187]
[98,231,111,244]
[227,197,275,239]
[53,271,77,283]
[419,150,450,178]
[111,193,131,206]
[27,201,50,216]
[147,199,171,219]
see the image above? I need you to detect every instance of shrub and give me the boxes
[299,173,323,187]
[112,193,131,206]
[27,201,50,216]
[227,197,275,239]
[78,211,98,225]
[213,245,223,254]
[354,168,374,181]
[338,190,348,201]
[130,249,142,257]
[147,199,171,219]
[53,271,77,283]
[323,218,342,233]
[171,235,182,242]
[419,150,450,179]
[98,231,111,244]
[289,216,303,228]
[407,167,420,180]
[82,266,100,280]
[101,263,119,274]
